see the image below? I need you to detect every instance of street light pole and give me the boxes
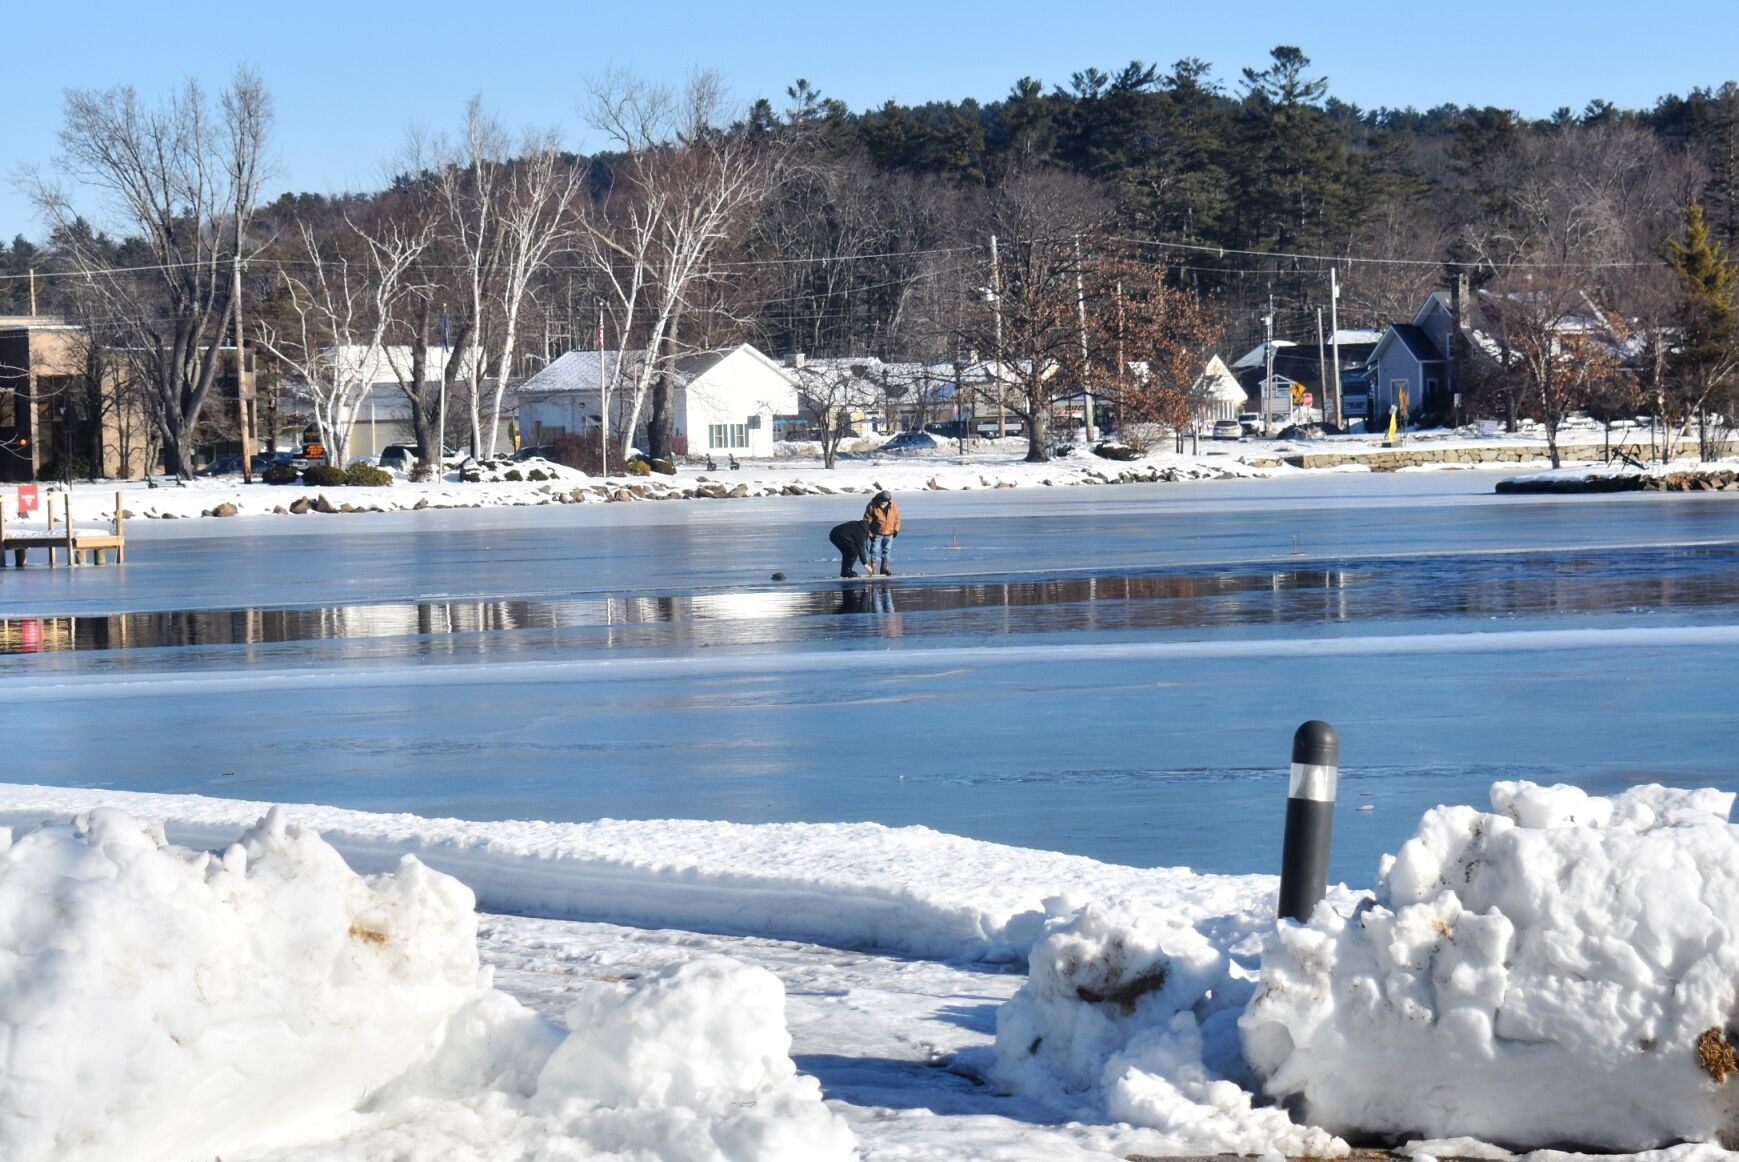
[1329,266,1343,429]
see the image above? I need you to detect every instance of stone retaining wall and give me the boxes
[1282,440,1739,471]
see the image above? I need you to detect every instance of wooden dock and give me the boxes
[0,491,126,568]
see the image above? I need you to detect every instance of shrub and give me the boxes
[503,469,524,482]
[262,463,300,485]
[303,464,348,487]
[648,458,676,475]
[460,468,482,483]
[344,461,392,487]
[1092,443,1141,461]
[410,459,435,482]
[526,468,548,482]
[626,459,651,476]
[547,432,604,475]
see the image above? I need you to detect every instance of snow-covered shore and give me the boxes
[7,779,1739,1160]
[9,423,1659,530]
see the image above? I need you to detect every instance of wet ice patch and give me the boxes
[1241,781,1739,1150]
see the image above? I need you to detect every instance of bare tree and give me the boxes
[958,171,1109,461]
[437,99,508,457]
[480,126,585,458]
[793,360,881,468]
[581,70,772,462]
[1482,277,1624,468]
[31,71,272,477]
[256,216,425,466]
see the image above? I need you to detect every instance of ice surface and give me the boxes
[1241,781,1739,1150]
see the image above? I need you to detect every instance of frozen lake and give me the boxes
[5,470,1738,886]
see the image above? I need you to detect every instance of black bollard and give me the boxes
[1278,720,1338,922]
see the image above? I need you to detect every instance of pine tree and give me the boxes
[1666,203,1739,457]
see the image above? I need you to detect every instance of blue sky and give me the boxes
[6,0,1737,240]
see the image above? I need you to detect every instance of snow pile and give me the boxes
[0,807,856,1162]
[0,806,481,1162]
[989,900,1345,1156]
[307,958,857,1162]
[0,784,1267,964]
[1241,781,1739,1150]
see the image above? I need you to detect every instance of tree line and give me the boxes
[7,47,1739,474]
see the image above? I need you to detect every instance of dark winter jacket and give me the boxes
[829,520,871,565]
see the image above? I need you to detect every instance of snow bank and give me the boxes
[988,899,1345,1157]
[0,784,1265,964]
[0,806,481,1162]
[1241,781,1739,1150]
[0,808,855,1162]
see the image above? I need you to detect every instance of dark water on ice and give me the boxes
[4,473,1738,885]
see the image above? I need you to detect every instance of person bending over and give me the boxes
[863,490,901,576]
[828,518,872,578]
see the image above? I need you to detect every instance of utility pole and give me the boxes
[28,268,37,317]
[1316,307,1327,428]
[1074,235,1095,443]
[1263,298,1276,436]
[1328,266,1343,429]
[989,233,1005,439]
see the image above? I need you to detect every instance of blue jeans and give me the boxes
[871,534,892,566]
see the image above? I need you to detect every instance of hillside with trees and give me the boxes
[10,46,1739,471]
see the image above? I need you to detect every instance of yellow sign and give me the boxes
[1290,382,1305,405]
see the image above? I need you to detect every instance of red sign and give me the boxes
[1301,392,1314,407]
[17,484,38,515]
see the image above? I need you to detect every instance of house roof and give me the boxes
[1194,355,1247,403]
[1230,339,1297,370]
[1388,324,1446,364]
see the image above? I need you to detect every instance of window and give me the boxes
[708,423,748,449]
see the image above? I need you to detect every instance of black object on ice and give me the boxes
[1278,719,1338,923]
[771,572,786,581]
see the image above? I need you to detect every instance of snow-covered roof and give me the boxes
[1194,355,1247,403]
[1231,340,1297,370]
[1330,329,1383,346]
[322,344,485,387]
[517,349,646,395]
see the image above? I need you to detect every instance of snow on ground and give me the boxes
[9,780,1739,1158]
[0,783,1268,964]
[8,423,1640,529]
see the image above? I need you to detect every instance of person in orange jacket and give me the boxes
[863,490,900,575]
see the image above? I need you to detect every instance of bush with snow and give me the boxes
[1241,781,1739,1151]
[990,898,1344,1156]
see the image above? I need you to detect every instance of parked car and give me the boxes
[512,444,559,462]
[197,453,281,477]
[1211,419,1245,440]
[377,444,420,472]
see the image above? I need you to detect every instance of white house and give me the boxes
[1192,355,1248,426]
[517,343,799,459]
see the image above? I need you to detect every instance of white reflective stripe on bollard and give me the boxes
[1288,762,1338,802]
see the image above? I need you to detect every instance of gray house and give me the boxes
[1365,292,1457,424]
